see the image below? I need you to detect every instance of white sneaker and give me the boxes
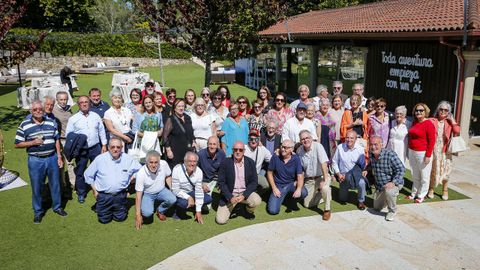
[385,212,396,221]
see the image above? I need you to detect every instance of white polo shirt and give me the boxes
[135,160,171,194]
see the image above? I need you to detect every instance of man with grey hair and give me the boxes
[15,100,67,224]
[313,84,332,104]
[332,80,348,102]
[52,91,75,195]
[297,129,332,220]
[135,150,176,229]
[171,151,212,224]
[267,139,307,215]
[368,135,405,221]
[332,130,368,210]
[345,83,367,110]
[84,138,142,224]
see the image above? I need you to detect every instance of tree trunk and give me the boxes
[204,58,211,87]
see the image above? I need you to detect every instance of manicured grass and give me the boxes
[0,63,469,270]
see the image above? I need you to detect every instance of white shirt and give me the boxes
[297,142,329,178]
[190,112,215,139]
[331,143,366,174]
[135,161,171,194]
[344,96,367,110]
[244,145,272,174]
[171,164,204,212]
[282,117,318,143]
[208,105,229,130]
[104,107,133,134]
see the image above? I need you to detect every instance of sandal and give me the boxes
[414,197,424,203]
[427,189,434,199]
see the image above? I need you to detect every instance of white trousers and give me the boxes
[408,149,432,199]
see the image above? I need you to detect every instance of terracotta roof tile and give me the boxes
[260,0,480,38]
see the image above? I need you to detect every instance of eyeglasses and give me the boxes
[415,109,425,113]
[110,145,122,149]
[281,145,293,149]
[439,108,449,112]
[213,97,222,101]
[333,87,342,89]
[254,106,262,109]
[300,137,311,141]
[32,108,44,112]
[248,137,259,142]
[202,93,210,97]
[376,105,386,108]
[275,99,285,103]
[233,148,244,152]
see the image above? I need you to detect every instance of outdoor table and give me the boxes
[17,85,74,109]
[111,72,149,87]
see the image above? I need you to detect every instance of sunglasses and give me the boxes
[415,109,425,113]
[439,108,449,112]
[202,93,210,97]
[275,99,285,103]
[213,97,222,101]
[376,105,386,108]
[254,105,262,109]
[168,95,176,98]
[248,137,259,142]
[333,87,342,89]
[233,148,244,152]
[238,101,246,104]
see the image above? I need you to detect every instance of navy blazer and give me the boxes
[63,133,88,162]
[260,132,281,154]
[217,156,258,206]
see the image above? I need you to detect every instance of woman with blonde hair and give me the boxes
[407,103,436,203]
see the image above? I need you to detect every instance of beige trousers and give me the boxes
[216,192,261,224]
[60,139,76,188]
[373,185,401,214]
[304,176,331,211]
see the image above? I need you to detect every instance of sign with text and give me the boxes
[366,42,457,115]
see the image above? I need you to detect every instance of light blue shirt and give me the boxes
[331,143,366,174]
[84,152,142,193]
[66,111,107,147]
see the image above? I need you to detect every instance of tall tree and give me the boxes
[39,0,95,31]
[1,0,47,69]
[138,0,286,86]
[89,0,140,33]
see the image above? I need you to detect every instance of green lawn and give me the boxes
[0,62,469,270]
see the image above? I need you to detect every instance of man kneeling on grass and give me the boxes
[135,150,176,230]
[84,138,141,224]
[216,141,261,224]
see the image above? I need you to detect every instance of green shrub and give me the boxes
[4,29,191,59]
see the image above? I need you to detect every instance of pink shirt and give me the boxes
[233,158,246,194]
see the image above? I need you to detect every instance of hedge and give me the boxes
[4,29,192,59]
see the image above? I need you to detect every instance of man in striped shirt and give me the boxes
[15,100,67,224]
[171,152,212,224]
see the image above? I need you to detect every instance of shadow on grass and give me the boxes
[0,85,19,97]
[0,105,28,132]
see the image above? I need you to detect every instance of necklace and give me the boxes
[114,107,127,126]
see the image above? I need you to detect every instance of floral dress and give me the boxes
[265,108,294,134]
[247,114,266,133]
[315,111,337,156]
[431,121,453,186]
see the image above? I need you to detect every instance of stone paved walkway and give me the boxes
[152,148,480,270]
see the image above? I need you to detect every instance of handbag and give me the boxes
[448,136,468,154]
[129,133,142,161]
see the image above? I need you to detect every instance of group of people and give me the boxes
[15,80,460,226]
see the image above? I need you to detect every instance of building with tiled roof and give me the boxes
[256,0,480,142]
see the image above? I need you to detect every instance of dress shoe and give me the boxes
[357,202,366,211]
[322,210,331,221]
[54,208,68,217]
[33,215,43,224]
[78,195,85,204]
[243,211,255,220]
[156,211,167,221]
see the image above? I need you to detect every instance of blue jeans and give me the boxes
[176,191,213,209]
[339,177,366,203]
[75,144,101,197]
[96,191,127,224]
[141,188,177,217]
[268,182,308,215]
[28,154,62,216]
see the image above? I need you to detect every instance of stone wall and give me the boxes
[21,56,192,72]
